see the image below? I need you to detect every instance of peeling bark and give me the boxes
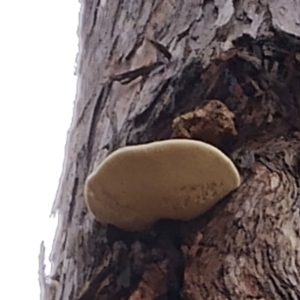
[41,1,300,299]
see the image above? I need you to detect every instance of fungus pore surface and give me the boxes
[84,139,241,231]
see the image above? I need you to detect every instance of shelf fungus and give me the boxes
[84,139,241,231]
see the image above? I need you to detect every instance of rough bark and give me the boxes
[40,1,300,299]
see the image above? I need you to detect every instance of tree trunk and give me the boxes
[40,1,300,299]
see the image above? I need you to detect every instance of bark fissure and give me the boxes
[68,177,79,224]
[90,0,101,36]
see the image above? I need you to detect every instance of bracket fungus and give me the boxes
[84,139,241,231]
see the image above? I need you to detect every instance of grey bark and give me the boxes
[40,0,300,299]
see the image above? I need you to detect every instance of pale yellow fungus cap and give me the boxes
[84,139,241,231]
